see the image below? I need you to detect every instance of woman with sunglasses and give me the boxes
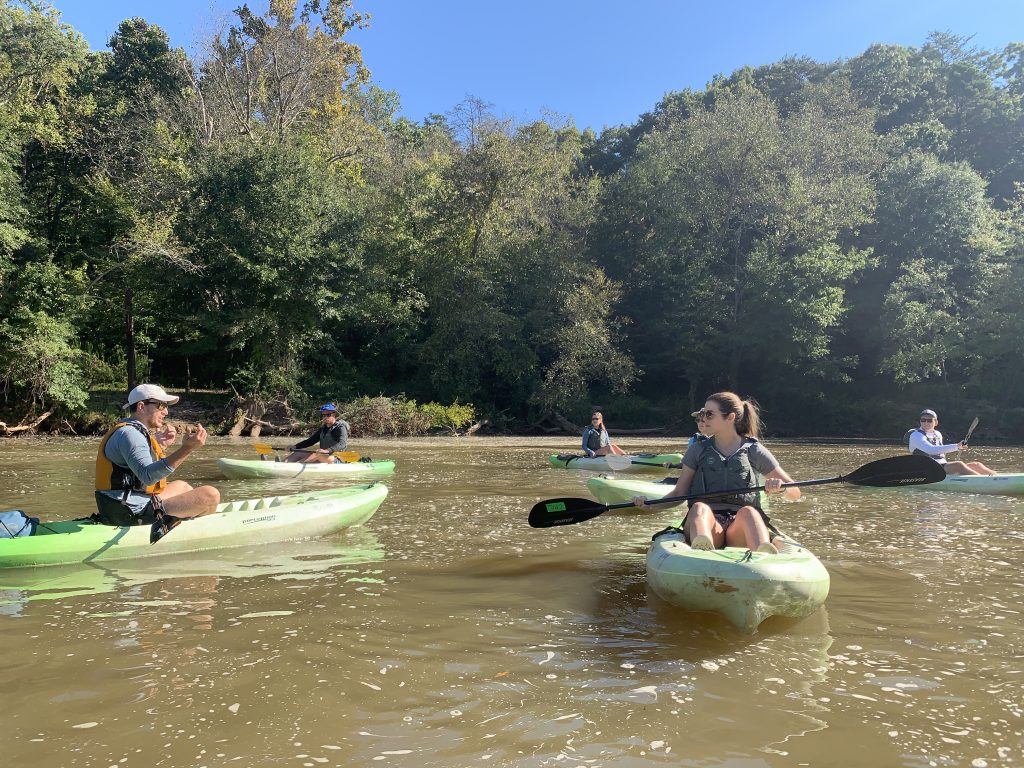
[581,411,627,458]
[908,409,995,476]
[635,392,797,553]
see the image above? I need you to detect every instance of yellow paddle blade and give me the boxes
[253,443,274,454]
[334,451,360,462]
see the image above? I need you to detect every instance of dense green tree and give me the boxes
[387,101,636,414]
[856,153,1003,385]
[0,2,92,414]
[845,35,1024,203]
[596,84,879,407]
[174,138,362,398]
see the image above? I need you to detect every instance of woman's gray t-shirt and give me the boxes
[681,438,780,511]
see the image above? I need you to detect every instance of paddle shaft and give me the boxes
[964,418,979,443]
[254,443,358,461]
[529,454,946,528]
[956,417,979,461]
[604,475,840,513]
[604,455,683,470]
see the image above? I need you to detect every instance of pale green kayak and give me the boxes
[913,473,1024,495]
[548,453,683,473]
[0,483,388,569]
[217,456,395,479]
[586,475,769,511]
[647,529,830,633]
[586,475,678,509]
[587,476,823,630]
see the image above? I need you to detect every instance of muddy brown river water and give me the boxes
[0,436,1022,767]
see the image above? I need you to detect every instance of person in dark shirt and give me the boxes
[285,404,351,463]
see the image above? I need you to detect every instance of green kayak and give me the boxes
[548,453,683,473]
[907,472,1024,495]
[217,457,395,479]
[586,475,677,509]
[0,483,388,569]
[587,476,824,631]
[647,530,830,633]
[586,474,769,511]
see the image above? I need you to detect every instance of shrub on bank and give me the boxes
[341,395,476,437]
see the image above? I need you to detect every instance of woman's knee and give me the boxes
[688,503,713,523]
[735,506,766,526]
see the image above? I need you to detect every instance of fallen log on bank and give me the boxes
[543,411,668,436]
[225,392,300,437]
[0,410,54,436]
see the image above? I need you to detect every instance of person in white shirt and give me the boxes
[908,409,996,476]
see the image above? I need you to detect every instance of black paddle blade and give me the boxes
[528,497,609,528]
[844,454,946,487]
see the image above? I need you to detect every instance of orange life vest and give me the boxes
[95,420,168,495]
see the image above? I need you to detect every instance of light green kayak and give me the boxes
[647,530,830,633]
[0,483,388,569]
[586,475,769,511]
[913,473,1024,495]
[217,456,395,479]
[588,476,823,631]
[586,475,678,509]
[548,453,683,473]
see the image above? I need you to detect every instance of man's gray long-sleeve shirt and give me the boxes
[97,420,175,513]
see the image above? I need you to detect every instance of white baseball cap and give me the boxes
[124,384,180,409]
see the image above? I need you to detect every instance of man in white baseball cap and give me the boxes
[95,383,220,536]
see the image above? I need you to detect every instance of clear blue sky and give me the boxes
[52,0,1024,131]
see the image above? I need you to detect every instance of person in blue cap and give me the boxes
[285,404,351,463]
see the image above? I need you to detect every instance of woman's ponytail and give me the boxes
[707,392,762,439]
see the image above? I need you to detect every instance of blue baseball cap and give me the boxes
[319,403,338,413]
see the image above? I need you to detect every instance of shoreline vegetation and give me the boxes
[1,390,1018,445]
[2,3,1022,443]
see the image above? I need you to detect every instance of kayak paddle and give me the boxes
[253,443,360,462]
[963,417,980,443]
[605,454,682,470]
[956,417,979,461]
[528,454,947,528]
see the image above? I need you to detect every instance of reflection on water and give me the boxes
[0,528,384,614]
[0,436,1022,767]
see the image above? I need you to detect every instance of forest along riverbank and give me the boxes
[0,436,1021,767]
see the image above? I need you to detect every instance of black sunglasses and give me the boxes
[144,400,169,411]
[694,408,723,421]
